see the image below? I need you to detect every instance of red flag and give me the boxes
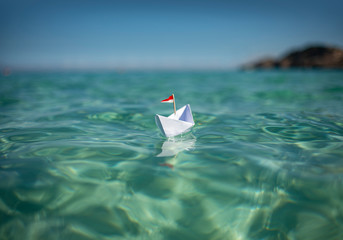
[161,95,174,103]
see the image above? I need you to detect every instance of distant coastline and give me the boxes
[241,45,343,70]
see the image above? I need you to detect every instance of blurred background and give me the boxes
[1,0,342,71]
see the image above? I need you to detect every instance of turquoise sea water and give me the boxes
[1,70,343,239]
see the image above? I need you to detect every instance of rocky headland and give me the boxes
[242,45,343,70]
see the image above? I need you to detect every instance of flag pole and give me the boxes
[172,94,176,115]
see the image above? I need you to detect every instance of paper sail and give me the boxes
[155,104,195,138]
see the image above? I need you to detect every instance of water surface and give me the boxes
[1,70,343,239]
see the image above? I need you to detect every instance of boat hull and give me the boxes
[155,104,194,137]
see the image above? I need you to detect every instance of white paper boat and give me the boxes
[155,104,195,137]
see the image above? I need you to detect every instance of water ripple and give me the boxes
[1,71,343,239]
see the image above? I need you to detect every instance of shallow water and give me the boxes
[1,70,343,239]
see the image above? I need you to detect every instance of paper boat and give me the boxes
[155,104,195,137]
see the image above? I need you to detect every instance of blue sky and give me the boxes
[1,0,342,70]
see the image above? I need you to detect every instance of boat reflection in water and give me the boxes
[157,134,196,168]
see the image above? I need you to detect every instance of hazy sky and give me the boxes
[1,0,342,70]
